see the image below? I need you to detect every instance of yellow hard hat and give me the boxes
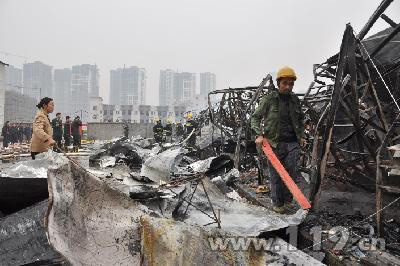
[167,117,172,123]
[277,67,297,81]
[187,113,193,119]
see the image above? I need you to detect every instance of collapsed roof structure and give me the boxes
[299,0,400,237]
[206,0,400,238]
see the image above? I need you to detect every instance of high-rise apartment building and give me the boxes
[159,69,175,106]
[53,68,72,116]
[4,65,22,92]
[159,70,196,106]
[173,72,196,106]
[71,64,99,121]
[109,66,146,106]
[200,72,216,96]
[23,61,53,101]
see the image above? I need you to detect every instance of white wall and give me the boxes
[112,105,122,122]
[130,106,140,123]
[89,97,104,122]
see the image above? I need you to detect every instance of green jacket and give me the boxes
[72,119,82,137]
[51,118,63,139]
[250,91,304,148]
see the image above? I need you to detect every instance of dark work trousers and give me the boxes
[73,135,81,151]
[64,135,71,147]
[3,136,9,148]
[187,134,196,149]
[266,141,300,207]
[53,137,62,152]
[154,134,163,144]
[257,144,268,184]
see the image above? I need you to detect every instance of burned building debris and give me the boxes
[0,200,66,265]
[89,140,143,170]
[1,1,400,265]
[0,159,49,214]
[44,149,318,265]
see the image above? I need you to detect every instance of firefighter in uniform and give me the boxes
[51,112,63,151]
[72,116,82,152]
[184,113,198,150]
[1,121,10,148]
[164,119,173,142]
[64,116,72,151]
[175,121,184,140]
[123,122,129,139]
[153,118,164,144]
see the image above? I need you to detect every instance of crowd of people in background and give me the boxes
[28,97,83,159]
[50,112,83,153]
[152,114,199,150]
[0,116,81,152]
[1,121,33,148]
[1,96,83,161]
[2,96,200,158]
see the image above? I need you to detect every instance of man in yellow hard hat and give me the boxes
[251,67,305,214]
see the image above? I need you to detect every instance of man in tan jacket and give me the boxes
[31,97,56,159]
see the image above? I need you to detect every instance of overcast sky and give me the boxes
[1,0,399,105]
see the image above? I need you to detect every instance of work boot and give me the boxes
[256,185,270,193]
[272,206,285,214]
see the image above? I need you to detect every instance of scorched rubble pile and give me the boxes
[1,1,400,265]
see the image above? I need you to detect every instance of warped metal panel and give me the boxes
[47,155,150,265]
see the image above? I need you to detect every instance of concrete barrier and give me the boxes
[87,123,155,140]
[0,122,156,141]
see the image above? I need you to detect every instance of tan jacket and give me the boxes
[31,109,53,153]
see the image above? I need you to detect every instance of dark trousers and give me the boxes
[3,137,9,148]
[53,137,62,152]
[266,142,300,207]
[73,135,81,151]
[187,135,196,148]
[154,135,163,144]
[64,136,71,147]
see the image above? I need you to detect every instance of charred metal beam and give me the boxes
[380,14,398,28]
[312,24,355,209]
[234,74,271,169]
[348,33,377,175]
[369,23,400,59]
[357,0,394,40]
[376,113,400,237]
[359,116,387,134]
[339,98,377,161]
[337,123,368,145]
